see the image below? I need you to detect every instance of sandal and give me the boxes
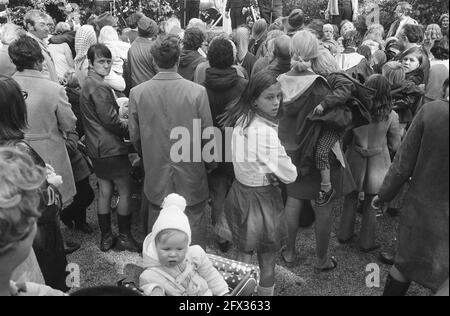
[314,256,338,273]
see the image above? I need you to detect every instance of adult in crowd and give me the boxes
[257,0,283,24]
[335,30,365,71]
[127,16,158,88]
[279,30,356,271]
[178,27,206,81]
[325,0,359,27]
[48,22,74,82]
[283,9,305,37]
[373,79,449,296]
[80,44,140,253]
[0,75,70,291]
[128,34,214,249]
[124,12,144,44]
[225,0,249,30]
[0,147,65,297]
[386,2,418,39]
[249,19,268,57]
[0,23,24,76]
[203,37,248,249]
[74,24,97,88]
[233,26,257,78]
[98,25,130,93]
[264,34,292,76]
[251,30,284,76]
[48,20,76,58]
[181,0,200,28]
[9,35,76,206]
[425,38,449,102]
[93,12,118,36]
[440,13,449,39]
[423,24,443,60]
[23,10,58,82]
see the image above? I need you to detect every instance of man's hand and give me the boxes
[313,104,325,115]
[225,11,230,19]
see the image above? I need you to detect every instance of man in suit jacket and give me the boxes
[128,34,215,249]
[386,2,418,39]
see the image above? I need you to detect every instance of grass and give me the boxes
[63,177,430,296]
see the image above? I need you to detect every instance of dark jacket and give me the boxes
[378,100,449,291]
[395,46,430,85]
[264,57,292,77]
[178,50,207,81]
[49,31,76,60]
[80,70,129,159]
[226,0,249,9]
[391,81,425,124]
[204,67,248,175]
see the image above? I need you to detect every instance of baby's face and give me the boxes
[156,231,189,268]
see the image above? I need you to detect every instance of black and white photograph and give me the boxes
[0,0,448,298]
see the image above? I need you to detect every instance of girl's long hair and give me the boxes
[220,71,281,129]
[365,74,392,122]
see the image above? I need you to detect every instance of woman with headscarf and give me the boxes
[74,24,97,89]
[98,25,130,93]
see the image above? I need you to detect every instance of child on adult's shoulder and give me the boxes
[139,194,229,297]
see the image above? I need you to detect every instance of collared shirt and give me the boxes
[128,71,214,206]
[232,115,298,187]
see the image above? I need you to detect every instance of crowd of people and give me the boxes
[0,0,449,297]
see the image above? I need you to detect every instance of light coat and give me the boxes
[13,70,77,203]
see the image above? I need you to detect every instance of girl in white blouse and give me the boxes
[220,70,298,296]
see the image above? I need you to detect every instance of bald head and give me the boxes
[273,35,291,59]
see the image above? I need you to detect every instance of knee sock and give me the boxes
[257,285,275,296]
[117,214,132,235]
[97,213,112,236]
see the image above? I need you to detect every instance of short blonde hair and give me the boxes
[290,30,319,72]
[382,61,405,86]
[311,48,340,77]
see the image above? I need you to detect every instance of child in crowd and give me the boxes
[0,147,66,296]
[311,49,373,206]
[382,61,425,132]
[322,23,339,56]
[401,47,426,86]
[139,194,229,296]
[220,70,298,296]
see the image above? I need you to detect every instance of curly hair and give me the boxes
[151,34,181,69]
[183,27,205,51]
[207,38,234,69]
[0,147,45,256]
[8,35,44,72]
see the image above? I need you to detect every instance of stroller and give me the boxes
[118,254,260,296]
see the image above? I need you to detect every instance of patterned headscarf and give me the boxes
[74,25,97,64]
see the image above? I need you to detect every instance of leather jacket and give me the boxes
[80,70,129,159]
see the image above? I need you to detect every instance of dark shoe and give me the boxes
[217,240,231,253]
[60,211,75,229]
[360,244,381,253]
[100,232,116,252]
[386,208,400,217]
[383,274,411,296]
[117,278,143,296]
[379,250,395,265]
[74,222,94,234]
[338,233,358,244]
[65,240,81,255]
[315,189,336,207]
[115,233,141,253]
[314,256,338,273]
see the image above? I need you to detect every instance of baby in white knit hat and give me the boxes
[139,193,229,296]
